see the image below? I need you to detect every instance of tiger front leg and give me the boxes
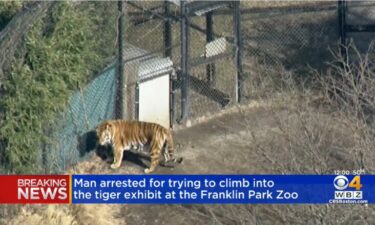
[110,147,124,169]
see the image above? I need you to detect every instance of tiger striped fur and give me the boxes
[96,120,183,173]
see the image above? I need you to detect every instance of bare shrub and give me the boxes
[178,44,375,224]
[322,42,375,122]
[318,42,375,172]
[243,43,375,174]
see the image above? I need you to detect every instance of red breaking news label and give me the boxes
[0,175,70,204]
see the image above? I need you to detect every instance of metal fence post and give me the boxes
[115,0,126,119]
[42,134,49,173]
[338,0,347,58]
[164,1,172,58]
[180,1,190,122]
[233,1,243,103]
[164,1,175,127]
[206,11,216,87]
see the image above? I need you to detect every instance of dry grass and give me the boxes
[3,203,125,225]
[1,154,126,225]
[5,205,75,225]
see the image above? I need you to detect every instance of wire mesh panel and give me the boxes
[126,1,166,54]
[50,65,116,172]
[42,1,119,172]
[187,12,236,119]
[166,2,236,123]
[124,1,239,124]
[346,2,375,52]
[240,1,338,98]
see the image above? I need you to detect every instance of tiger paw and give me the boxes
[163,157,183,167]
[110,164,120,169]
[175,157,183,164]
[144,168,153,174]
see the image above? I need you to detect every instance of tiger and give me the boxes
[96,119,183,173]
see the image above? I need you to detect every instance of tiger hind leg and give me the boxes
[161,144,183,167]
[164,132,183,166]
[144,140,163,174]
[144,152,160,174]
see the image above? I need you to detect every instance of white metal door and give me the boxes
[138,74,170,128]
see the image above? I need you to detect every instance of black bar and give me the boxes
[189,76,230,107]
[206,11,213,43]
[233,1,243,103]
[190,52,232,67]
[180,1,190,122]
[213,3,337,16]
[115,0,126,119]
[128,3,337,17]
[206,11,216,87]
[135,83,139,120]
[338,0,346,57]
[42,128,50,173]
[172,75,230,107]
[162,1,173,127]
[164,1,172,58]
[132,17,155,26]
[170,72,175,128]
[345,24,375,32]
[126,1,225,44]
[185,1,229,16]
[127,1,166,21]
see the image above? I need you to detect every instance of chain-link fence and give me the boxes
[43,1,239,172]
[123,1,238,124]
[345,1,375,53]
[241,1,339,98]
[121,1,343,124]
[46,1,119,172]
[185,10,236,119]
[50,64,116,172]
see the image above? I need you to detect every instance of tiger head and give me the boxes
[96,121,114,146]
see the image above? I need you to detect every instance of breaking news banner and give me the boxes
[1,175,374,204]
[0,175,71,204]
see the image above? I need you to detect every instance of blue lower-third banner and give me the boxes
[71,175,375,204]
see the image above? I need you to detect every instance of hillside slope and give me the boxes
[3,98,375,225]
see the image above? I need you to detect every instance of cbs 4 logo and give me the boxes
[334,175,362,191]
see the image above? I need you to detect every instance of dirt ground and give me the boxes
[121,105,285,225]
[58,103,277,225]
[36,103,274,225]
[115,98,373,225]
[4,100,373,225]
[126,106,273,174]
